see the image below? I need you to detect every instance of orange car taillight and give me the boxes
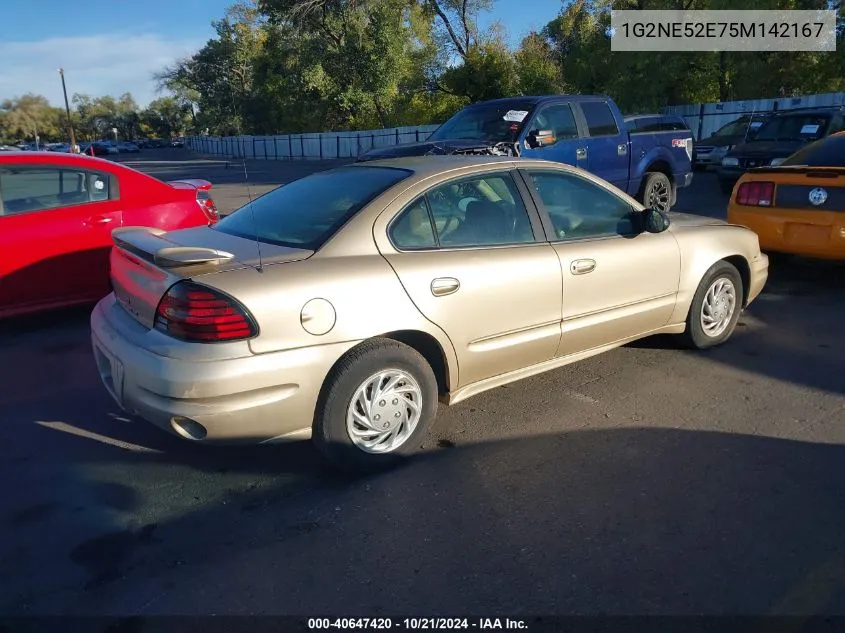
[154,281,257,343]
[736,181,775,206]
[196,190,219,224]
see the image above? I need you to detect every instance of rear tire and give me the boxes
[313,338,439,473]
[682,261,744,350]
[639,172,673,212]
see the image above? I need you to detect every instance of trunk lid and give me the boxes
[109,225,313,329]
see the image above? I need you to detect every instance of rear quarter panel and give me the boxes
[666,224,763,324]
[629,132,693,194]
[195,254,461,390]
[119,170,207,230]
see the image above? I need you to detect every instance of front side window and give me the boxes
[531,104,579,142]
[0,167,112,216]
[580,101,620,137]
[420,172,535,247]
[526,170,637,240]
[214,166,411,249]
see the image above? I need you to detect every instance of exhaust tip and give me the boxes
[171,416,208,441]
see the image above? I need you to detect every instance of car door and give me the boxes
[575,100,630,191]
[0,164,122,315]
[518,167,681,358]
[520,102,587,170]
[381,170,562,388]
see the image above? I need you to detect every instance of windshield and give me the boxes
[754,114,830,142]
[214,166,412,250]
[713,120,748,137]
[430,101,536,143]
[782,135,845,167]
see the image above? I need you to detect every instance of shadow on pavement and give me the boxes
[5,428,845,616]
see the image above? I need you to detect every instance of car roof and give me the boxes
[468,95,610,108]
[771,106,845,117]
[350,155,577,179]
[0,151,121,169]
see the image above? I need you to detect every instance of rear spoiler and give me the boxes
[166,178,213,191]
[112,226,234,268]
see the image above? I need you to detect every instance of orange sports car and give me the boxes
[727,132,845,260]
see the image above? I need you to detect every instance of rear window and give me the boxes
[782,135,845,167]
[214,166,411,249]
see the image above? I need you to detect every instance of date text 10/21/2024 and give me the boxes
[307,618,529,630]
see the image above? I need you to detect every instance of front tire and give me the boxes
[313,338,439,472]
[682,261,744,350]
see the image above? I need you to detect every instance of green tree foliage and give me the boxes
[0,94,65,143]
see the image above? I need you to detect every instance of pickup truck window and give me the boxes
[429,102,534,143]
[581,101,620,137]
[531,104,579,142]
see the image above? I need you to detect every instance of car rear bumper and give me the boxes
[90,295,356,443]
[728,208,845,260]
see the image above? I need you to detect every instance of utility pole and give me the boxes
[58,68,78,152]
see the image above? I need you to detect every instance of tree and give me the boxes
[0,94,64,143]
[141,96,192,137]
[515,32,566,95]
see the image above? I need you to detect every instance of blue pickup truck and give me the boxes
[357,95,694,212]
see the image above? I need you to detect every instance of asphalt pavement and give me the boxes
[1,149,844,618]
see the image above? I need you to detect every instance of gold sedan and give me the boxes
[91,156,768,471]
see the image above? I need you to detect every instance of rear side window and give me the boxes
[214,166,411,250]
[581,102,620,136]
[782,135,845,167]
[0,167,113,216]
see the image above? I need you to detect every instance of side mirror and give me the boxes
[527,129,556,149]
[642,207,670,233]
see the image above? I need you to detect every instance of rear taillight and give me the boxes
[154,281,256,343]
[736,181,775,206]
[196,190,219,224]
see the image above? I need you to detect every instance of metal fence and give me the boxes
[185,124,440,160]
[662,91,845,141]
[185,90,845,159]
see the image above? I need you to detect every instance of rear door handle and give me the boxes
[431,277,460,297]
[576,147,587,159]
[570,259,596,275]
[86,215,113,226]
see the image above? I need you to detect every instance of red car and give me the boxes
[0,151,219,319]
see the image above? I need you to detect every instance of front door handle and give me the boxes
[570,259,596,275]
[576,147,587,159]
[431,277,460,297]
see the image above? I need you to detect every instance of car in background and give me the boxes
[0,145,16,152]
[149,139,169,148]
[81,142,111,157]
[45,143,71,153]
[118,141,140,153]
[0,151,219,319]
[90,156,767,471]
[727,132,845,260]
[171,138,185,148]
[717,106,845,194]
[357,95,694,213]
[693,114,772,170]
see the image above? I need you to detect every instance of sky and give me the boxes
[0,0,562,109]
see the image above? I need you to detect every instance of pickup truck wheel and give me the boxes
[640,172,672,212]
[313,338,439,473]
